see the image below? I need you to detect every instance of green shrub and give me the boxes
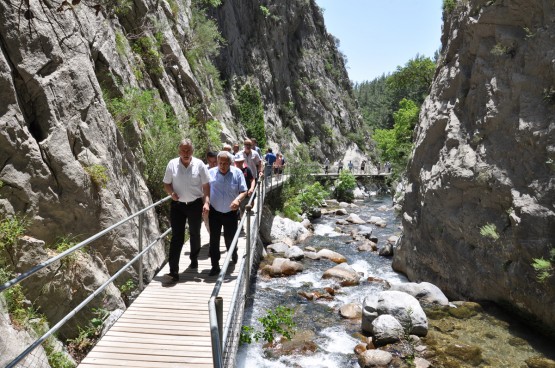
[284,182,328,221]
[105,87,182,199]
[532,248,555,283]
[334,170,357,202]
[479,223,499,241]
[189,118,223,158]
[259,5,270,18]
[67,308,108,363]
[240,306,295,344]
[443,0,456,12]
[0,215,27,257]
[84,165,109,189]
[114,30,128,57]
[237,83,266,148]
[132,35,163,76]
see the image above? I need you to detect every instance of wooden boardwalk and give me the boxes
[79,225,246,368]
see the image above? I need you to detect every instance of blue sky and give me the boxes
[314,0,444,83]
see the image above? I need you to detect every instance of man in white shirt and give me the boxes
[242,138,263,182]
[163,139,210,282]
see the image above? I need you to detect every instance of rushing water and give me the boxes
[236,195,555,368]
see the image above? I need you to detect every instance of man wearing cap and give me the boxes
[207,151,247,276]
[163,139,210,283]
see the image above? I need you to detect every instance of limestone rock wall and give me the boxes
[393,0,555,335]
[211,0,362,157]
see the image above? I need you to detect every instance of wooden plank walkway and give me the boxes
[78,224,246,368]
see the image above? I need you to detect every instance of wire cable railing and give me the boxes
[0,195,172,367]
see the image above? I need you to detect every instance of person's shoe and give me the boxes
[189,260,198,269]
[209,267,221,276]
[164,273,179,283]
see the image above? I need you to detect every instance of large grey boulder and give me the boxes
[361,295,380,334]
[267,242,290,254]
[376,291,428,336]
[371,315,404,346]
[260,207,310,246]
[285,246,304,261]
[390,282,449,306]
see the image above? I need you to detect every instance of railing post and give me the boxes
[216,296,224,352]
[138,213,144,291]
[246,204,252,281]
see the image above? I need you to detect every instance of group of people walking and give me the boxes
[162,138,267,282]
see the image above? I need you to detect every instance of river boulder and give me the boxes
[261,258,303,277]
[285,246,304,261]
[316,249,347,263]
[260,208,310,246]
[322,263,360,286]
[376,291,428,336]
[267,242,290,254]
[371,315,404,346]
[346,213,366,224]
[390,282,449,306]
[358,349,393,368]
[361,295,379,334]
[339,303,362,319]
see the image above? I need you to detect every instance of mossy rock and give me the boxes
[526,356,555,368]
[448,305,478,319]
[425,306,450,320]
[508,336,528,347]
[433,320,456,333]
[444,343,483,366]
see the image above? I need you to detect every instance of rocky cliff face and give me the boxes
[393,0,555,335]
[0,0,359,353]
[211,0,362,157]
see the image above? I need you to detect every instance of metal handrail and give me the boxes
[2,195,172,367]
[208,172,287,368]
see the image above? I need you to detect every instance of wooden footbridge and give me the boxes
[2,175,287,368]
[78,225,243,368]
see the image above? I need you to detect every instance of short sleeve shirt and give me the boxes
[208,166,247,213]
[243,150,262,179]
[163,157,210,203]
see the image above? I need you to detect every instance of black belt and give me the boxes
[178,197,202,205]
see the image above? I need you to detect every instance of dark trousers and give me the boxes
[169,199,203,275]
[208,206,238,268]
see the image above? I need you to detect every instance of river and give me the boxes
[236,195,555,368]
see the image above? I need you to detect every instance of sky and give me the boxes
[314,0,444,83]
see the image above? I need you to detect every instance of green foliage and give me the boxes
[373,98,419,175]
[542,87,555,104]
[491,43,509,56]
[240,306,295,344]
[479,223,499,241]
[105,87,182,199]
[132,35,164,76]
[67,308,108,363]
[236,83,266,148]
[189,118,223,158]
[259,5,270,18]
[284,182,329,221]
[334,170,357,202]
[386,55,435,109]
[114,30,128,57]
[84,165,109,189]
[532,249,555,283]
[353,75,392,129]
[443,0,456,12]
[186,1,225,70]
[119,279,136,294]
[0,215,27,257]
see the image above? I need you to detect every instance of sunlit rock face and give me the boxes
[393,0,555,335]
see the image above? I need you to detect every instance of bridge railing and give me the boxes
[0,195,172,368]
[208,171,287,368]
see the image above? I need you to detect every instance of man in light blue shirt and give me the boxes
[207,151,247,276]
